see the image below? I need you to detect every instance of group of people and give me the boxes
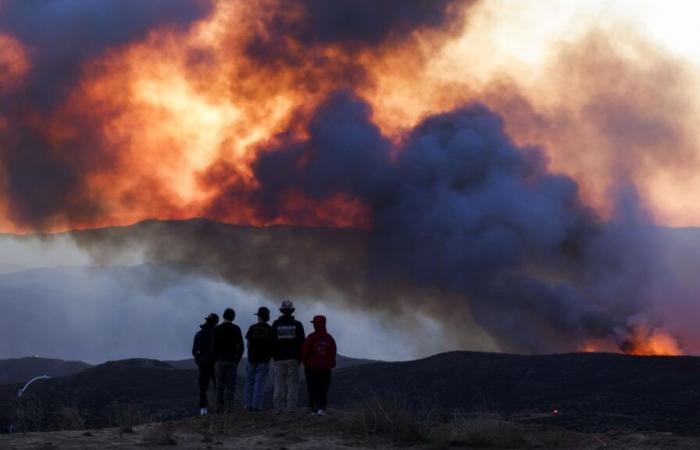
[192,300,337,416]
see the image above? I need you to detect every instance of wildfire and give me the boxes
[581,326,684,356]
[620,326,683,356]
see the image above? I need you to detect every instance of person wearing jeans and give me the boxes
[212,307,244,414]
[192,313,219,416]
[244,306,274,411]
[302,315,337,416]
[271,300,305,412]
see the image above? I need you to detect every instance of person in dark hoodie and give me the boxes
[192,313,219,416]
[271,300,305,412]
[244,306,274,411]
[302,315,337,416]
[211,307,244,414]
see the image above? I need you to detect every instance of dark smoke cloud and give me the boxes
[244,0,472,81]
[79,89,659,353]
[242,89,658,350]
[248,0,466,51]
[275,91,665,349]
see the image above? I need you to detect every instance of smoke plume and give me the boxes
[0,0,697,354]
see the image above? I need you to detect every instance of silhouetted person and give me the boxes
[302,315,337,416]
[192,312,219,416]
[272,300,305,412]
[244,306,274,411]
[212,307,244,414]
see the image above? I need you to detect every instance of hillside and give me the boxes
[2,351,700,435]
[0,357,91,384]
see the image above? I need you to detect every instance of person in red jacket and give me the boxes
[302,315,337,416]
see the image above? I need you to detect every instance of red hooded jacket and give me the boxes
[302,316,337,370]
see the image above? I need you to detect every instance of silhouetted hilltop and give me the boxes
[0,357,91,384]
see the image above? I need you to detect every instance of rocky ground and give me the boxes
[1,409,700,450]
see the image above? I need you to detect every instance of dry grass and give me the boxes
[339,393,433,444]
[337,394,543,448]
[141,422,177,446]
[11,398,44,432]
[430,412,534,448]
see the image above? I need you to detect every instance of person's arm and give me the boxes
[296,322,306,358]
[302,335,312,365]
[330,336,337,369]
[192,331,200,359]
[271,321,279,360]
[210,328,218,362]
[235,326,244,362]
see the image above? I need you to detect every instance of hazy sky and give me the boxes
[0,235,492,363]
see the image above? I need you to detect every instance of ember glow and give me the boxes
[1,0,699,355]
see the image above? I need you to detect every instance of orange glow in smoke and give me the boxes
[581,325,683,356]
[622,326,684,356]
[2,0,700,234]
[0,34,29,92]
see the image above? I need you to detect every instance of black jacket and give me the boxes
[246,322,274,364]
[272,315,305,361]
[211,322,244,362]
[192,323,216,366]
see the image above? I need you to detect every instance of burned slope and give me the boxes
[330,351,700,434]
[0,359,202,431]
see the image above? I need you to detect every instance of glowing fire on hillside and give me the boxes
[581,326,683,356]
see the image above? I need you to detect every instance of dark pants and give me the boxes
[198,363,215,408]
[215,360,239,413]
[305,368,332,412]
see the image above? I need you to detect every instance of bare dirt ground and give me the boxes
[1,410,700,450]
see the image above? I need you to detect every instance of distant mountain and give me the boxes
[2,352,700,434]
[0,357,91,384]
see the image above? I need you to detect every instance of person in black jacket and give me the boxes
[244,306,274,411]
[192,313,219,416]
[271,300,305,412]
[212,307,244,414]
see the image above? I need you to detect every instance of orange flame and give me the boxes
[581,325,683,356]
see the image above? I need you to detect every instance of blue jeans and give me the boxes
[215,360,238,413]
[244,362,270,410]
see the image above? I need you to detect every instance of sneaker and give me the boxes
[200,408,208,416]
[317,409,327,416]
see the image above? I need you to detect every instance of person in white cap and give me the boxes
[271,300,305,412]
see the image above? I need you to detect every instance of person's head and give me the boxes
[255,306,270,323]
[311,315,327,332]
[204,313,219,326]
[279,299,295,316]
[223,308,235,322]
